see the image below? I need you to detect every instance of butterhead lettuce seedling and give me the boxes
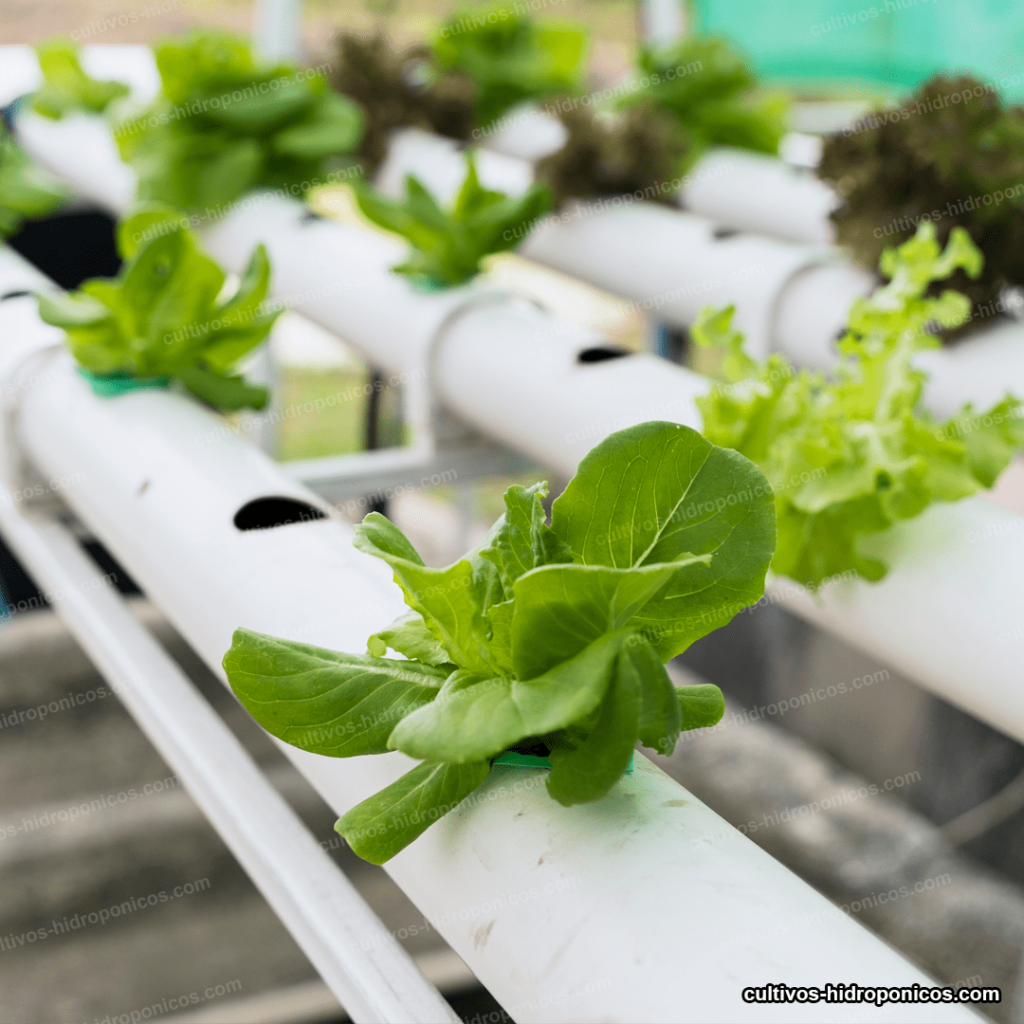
[354,153,551,287]
[37,204,281,411]
[116,29,364,212]
[432,4,588,128]
[223,421,775,863]
[617,37,789,160]
[31,39,130,120]
[694,223,1024,587]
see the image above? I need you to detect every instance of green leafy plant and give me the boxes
[37,203,280,410]
[693,222,1024,588]
[353,154,551,286]
[536,103,692,206]
[432,4,588,128]
[820,74,1024,337]
[330,32,476,172]
[618,36,788,159]
[223,421,775,863]
[0,126,66,237]
[115,29,364,212]
[31,39,130,119]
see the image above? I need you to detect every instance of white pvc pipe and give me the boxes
[375,125,1024,412]
[1,335,976,1023]
[15,109,135,213]
[914,319,1024,420]
[3,44,841,249]
[768,493,1024,744]
[476,102,570,163]
[11,99,866,363]
[474,102,839,249]
[677,147,838,246]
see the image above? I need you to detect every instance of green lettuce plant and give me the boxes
[432,4,588,128]
[115,29,364,212]
[31,39,130,119]
[693,222,1024,588]
[819,74,1024,336]
[223,421,775,863]
[37,204,280,410]
[0,126,66,238]
[618,36,788,159]
[353,154,551,286]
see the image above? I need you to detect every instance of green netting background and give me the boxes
[696,0,1024,101]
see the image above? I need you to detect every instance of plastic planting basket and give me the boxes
[77,369,172,397]
[493,751,636,774]
[696,0,1024,101]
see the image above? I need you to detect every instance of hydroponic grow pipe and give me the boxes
[0,285,461,1024]
[0,272,979,1024]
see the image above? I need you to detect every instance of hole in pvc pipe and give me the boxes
[712,226,741,240]
[577,346,631,364]
[300,209,324,224]
[234,497,327,532]
[0,290,31,301]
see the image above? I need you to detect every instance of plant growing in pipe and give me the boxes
[30,38,130,120]
[223,421,775,863]
[820,74,1024,337]
[430,3,589,129]
[115,29,364,212]
[353,153,551,287]
[616,36,789,159]
[537,36,787,208]
[37,203,281,410]
[693,222,1024,588]
[0,125,66,238]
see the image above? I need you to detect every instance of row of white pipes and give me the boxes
[0,246,979,1024]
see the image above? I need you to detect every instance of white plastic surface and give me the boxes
[678,147,838,246]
